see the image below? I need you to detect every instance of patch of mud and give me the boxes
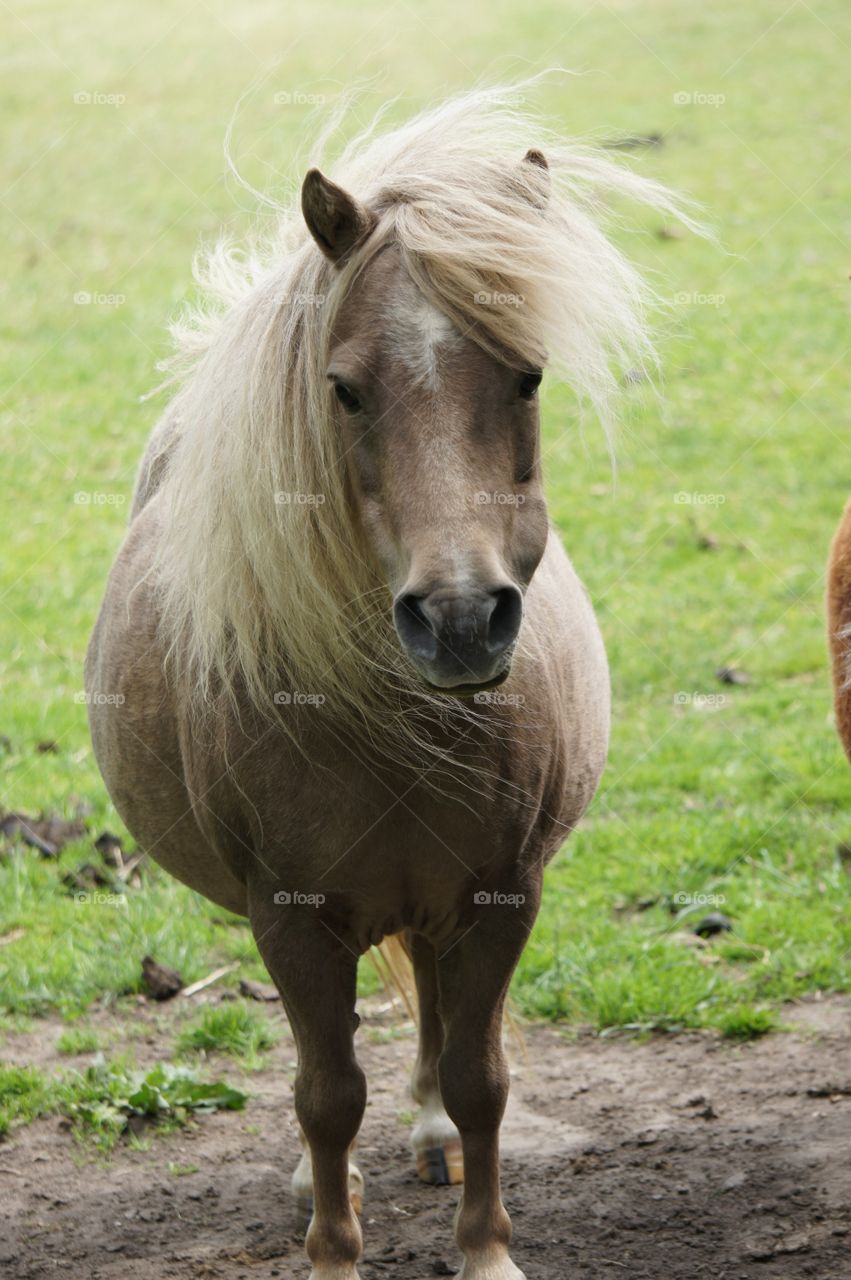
[2,995,851,1278]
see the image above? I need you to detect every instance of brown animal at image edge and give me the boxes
[827,498,851,760]
[85,88,695,1280]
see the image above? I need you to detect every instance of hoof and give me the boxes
[412,1106,464,1184]
[415,1138,464,1185]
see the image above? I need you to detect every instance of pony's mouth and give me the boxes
[422,669,511,698]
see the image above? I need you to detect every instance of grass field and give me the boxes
[2,0,851,1040]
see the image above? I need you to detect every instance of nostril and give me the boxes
[393,593,439,662]
[487,586,523,655]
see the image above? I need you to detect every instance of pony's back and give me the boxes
[130,408,180,521]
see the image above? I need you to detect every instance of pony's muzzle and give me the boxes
[393,584,522,691]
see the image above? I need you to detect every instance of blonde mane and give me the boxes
[149,84,693,772]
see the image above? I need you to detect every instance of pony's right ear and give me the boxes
[301,168,378,265]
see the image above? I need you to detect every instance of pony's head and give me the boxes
[153,85,697,760]
[301,157,552,691]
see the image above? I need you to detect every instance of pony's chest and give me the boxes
[212,743,538,931]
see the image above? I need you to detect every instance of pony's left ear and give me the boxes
[522,148,550,209]
[301,168,378,265]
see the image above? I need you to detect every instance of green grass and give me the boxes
[0,1066,48,1137]
[2,0,851,1040]
[176,1002,280,1066]
[0,1056,247,1150]
[717,1005,777,1041]
[56,1025,102,1055]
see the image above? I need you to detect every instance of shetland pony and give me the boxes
[86,87,689,1279]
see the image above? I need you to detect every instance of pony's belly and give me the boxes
[85,522,250,917]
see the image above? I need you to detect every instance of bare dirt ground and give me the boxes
[2,994,851,1279]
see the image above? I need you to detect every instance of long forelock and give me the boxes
[151,82,699,775]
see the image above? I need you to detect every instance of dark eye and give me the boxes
[518,370,542,401]
[333,382,362,414]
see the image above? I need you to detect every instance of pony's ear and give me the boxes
[301,168,378,265]
[522,148,550,209]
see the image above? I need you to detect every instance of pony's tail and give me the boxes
[369,935,525,1055]
[827,497,851,761]
[370,935,418,1022]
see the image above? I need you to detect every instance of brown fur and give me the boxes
[827,498,851,760]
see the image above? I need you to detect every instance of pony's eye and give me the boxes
[333,382,362,414]
[518,370,542,401]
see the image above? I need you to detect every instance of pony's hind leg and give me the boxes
[408,933,463,1185]
[250,890,366,1280]
[292,1127,365,1235]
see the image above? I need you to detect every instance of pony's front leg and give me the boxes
[436,883,540,1280]
[250,890,366,1280]
[408,931,463,1184]
[291,1126,364,1236]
